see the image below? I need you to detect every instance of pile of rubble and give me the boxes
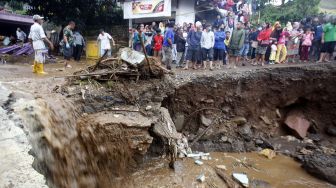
[0,43,34,56]
[69,48,172,82]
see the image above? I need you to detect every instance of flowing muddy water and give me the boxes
[126,152,335,188]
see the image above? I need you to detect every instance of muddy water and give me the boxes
[126,152,335,188]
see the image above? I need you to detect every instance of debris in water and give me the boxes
[216,165,227,171]
[259,149,276,159]
[187,152,210,158]
[196,173,206,183]
[232,173,249,187]
[195,160,204,165]
[216,168,241,188]
[201,155,211,160]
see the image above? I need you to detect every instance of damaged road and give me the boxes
[1,60,336,187]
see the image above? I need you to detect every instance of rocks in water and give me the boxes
[302,152,336,185]
[173,160,184,174]
[259,149,276,159]
[194,160,203,165]
[285,110,310,139]
[231,116,247,126]
[232,173,249,187]
[196,173,205,182]
[250,179,273,188]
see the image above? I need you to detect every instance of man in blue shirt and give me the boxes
[310,17,323,61]
[184,22,203,70]
[163,22,175,70]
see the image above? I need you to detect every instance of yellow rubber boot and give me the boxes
[37,63,48,75]
[32,61,37,73]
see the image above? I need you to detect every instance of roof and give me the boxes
[0,11,34,25]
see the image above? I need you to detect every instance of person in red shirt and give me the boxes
[152,29,163,61]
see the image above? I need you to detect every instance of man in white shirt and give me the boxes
[200,24,215,70]
[16,28,26,42]
[97,29,115,57]
[28,15,54,74]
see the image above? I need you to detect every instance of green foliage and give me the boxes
[22,0,125,30]
[8,0,24,10]
[259,0,321,24]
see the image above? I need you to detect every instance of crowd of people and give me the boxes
[129,14,336,70]
[24,1,336,75]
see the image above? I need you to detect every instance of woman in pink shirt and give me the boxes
[300,28,314,62]
[274,25,290,64]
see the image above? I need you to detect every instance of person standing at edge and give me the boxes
[97,29,115,57]
[163,22,175,70]
[311,17,323,61]
[317,17,336,63]
[213,25,226,69]
[63,21,76,68]
[229,21,245,69]
[184,22,203,70]
[201,24,215,70]
[28,15,54,74]
[175,28,186,68]
[240,22,251,64]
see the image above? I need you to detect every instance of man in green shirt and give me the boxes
[229,21,245,68]
[63,21,76,68]
[318,18,336,63]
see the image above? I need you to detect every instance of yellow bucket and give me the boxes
[86,40,99,59]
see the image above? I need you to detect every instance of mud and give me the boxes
[1,62,336,187]
[124,152,335,188]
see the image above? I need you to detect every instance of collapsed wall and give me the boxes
[167,65,336,152]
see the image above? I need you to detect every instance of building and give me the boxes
[0,9,33,36]
[118,0,220,26]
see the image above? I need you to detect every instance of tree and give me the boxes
[22,0,124,30]
[258,0,320,24]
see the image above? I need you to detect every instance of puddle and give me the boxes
[124,152,335,188]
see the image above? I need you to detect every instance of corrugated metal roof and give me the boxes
[0,12,34,25]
